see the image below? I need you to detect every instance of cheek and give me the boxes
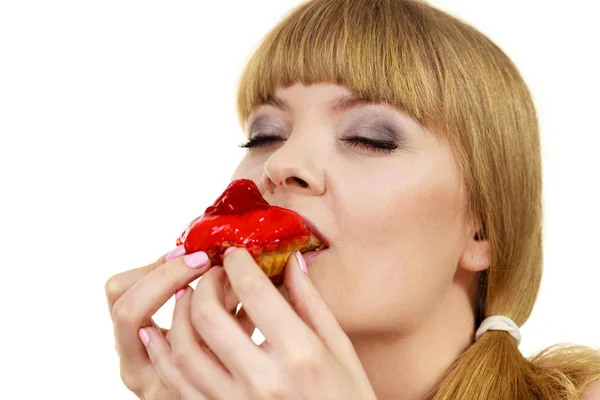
[326,154,468,332]
[339,155,466,257]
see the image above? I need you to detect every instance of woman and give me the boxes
[105,0,600,398]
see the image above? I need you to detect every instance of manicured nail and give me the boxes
[138,328,149,346]
[224,247,237,256]
[184,251,209,269]
[165,245,186,262]
[295,251,307,274]
[175,288,186,301]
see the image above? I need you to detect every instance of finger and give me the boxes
[140,327,209,400]
[234,306,257,339]
[171,286,219,358]
[167,283,246,345]
[108,247,183,389]
[169,289,256,343]
[111,250,211,373]
[235,306,271,352]
[151,319,170,337]
[190,266,270,382]
[223,248,320,353]
[105,246,185,313]
[168,286,239,400]
[283,251,368,378]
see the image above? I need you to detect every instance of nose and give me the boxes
[261,137,325,195]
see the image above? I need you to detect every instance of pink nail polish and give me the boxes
[175,288,186,300]
[224,246,237,256]
[138,328,149,346]
[165,246,185,262]
[183,251,209,269]
[296,251,307,274]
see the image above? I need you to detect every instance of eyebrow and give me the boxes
[261,93,378,113]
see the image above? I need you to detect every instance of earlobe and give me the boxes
[458,230,491,272]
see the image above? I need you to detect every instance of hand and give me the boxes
[105,247,223,399]
[140,247,378,400]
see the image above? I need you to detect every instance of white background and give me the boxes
[0,1,598,399]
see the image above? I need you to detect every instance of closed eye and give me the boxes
[341,137,398,154]
[238,135,285,149]
[239,135,399,154]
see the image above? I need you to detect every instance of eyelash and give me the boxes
[239,135,398,154]
[239,135,284,149]
[341,137,398,153]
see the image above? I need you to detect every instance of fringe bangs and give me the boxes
[236,0,446,131]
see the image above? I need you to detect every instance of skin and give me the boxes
[106,82,493,400]
[231,82,491,398]
[583,380,600,400]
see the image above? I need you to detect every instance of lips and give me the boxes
[298,214,330,251]
[297,217,329,268]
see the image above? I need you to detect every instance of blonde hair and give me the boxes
[234,0,600,398]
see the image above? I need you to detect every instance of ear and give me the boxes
[458,219,491,273]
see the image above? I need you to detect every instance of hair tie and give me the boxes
[475,315,521,346]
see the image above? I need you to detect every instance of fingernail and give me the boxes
[184,251,209,269]
[165,245,186,262]
[138,328,149,346]
[175,288,186,301]
[224,246,237,256]
[295,251,307,274]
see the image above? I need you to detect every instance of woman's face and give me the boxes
[232,82,482,337]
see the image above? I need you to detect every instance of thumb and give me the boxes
[283,252,374,390]
[282,251,341,343]
[282,251,316,320]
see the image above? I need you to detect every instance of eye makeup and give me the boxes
[340,121,403,154]
[241,108,406,154]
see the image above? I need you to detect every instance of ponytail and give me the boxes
[430,330,600,399]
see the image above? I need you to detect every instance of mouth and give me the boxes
[298,213,330,253]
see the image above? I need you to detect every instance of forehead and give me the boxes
[255,83,387,115]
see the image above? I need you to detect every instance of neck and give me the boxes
[349,272,476,400]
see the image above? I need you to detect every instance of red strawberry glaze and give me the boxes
[176,179,311,262]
